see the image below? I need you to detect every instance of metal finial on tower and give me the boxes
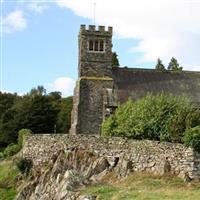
[93,0,96,25]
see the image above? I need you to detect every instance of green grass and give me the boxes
[81,173,200,200]
[0,160,20,200]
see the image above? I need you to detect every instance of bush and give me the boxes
[3,144,20,157]
[183,126,200,152]
[16,158,33,175]
[2,129,32,159]
[0,152,4,160]
[102,94,200,143]
[18,129,33,148]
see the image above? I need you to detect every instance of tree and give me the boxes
[102,94,200,143]
[168,57,183,71]
[29,85,46,96]
[25,95,60,133]
[155,58,165,71]
[112,52,120,67]
[0,92,18,119]
[57,96,73,133]
[0,86,63,147]
[0,108,19,146]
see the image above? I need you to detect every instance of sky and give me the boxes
[1,0,200,97]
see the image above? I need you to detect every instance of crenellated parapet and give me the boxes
[80,24,112,36]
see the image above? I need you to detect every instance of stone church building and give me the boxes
[70,25,200,135]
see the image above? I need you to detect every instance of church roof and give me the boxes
[112,68,200,106]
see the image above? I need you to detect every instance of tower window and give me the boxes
[100,41,104,51]
[95,41,99,51]
[88,40,105,52]
[89,40,93,51]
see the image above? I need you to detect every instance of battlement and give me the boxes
[80,24,113,35]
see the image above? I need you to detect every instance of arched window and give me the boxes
[88,40,105,52]
[89,40,93,51]
[100,41,104,51]
[95,41,99,51]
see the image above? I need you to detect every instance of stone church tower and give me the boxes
[70,25,115,135]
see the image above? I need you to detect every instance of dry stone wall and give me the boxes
[22,134,200,181]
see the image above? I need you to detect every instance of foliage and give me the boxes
[168,57,183,71]
[3,144,21,158]
[2,129,33,158]
[57,97,73,133]
[16,158,33,175]
[155,58,165,71]
[183,126,200,152]
[0,86,72,147]
[0,160,19,200]
[112,52,120,67]
[102,94,200,143]
[82,172,200,200]
[0,92,18,119]
[18,129,33,148]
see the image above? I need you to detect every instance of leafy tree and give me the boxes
[0,92,18,119]
[112,52,120,67]
[168,57,183,71]
[57,96,73,133]
[29,85,46,96]
[184,126,200,152]
[102,94,200,143]
[0,108,19,146]
[155,58,165,71]
[24,95,60,133]
[0,86,74,147]
[0,86,63,146]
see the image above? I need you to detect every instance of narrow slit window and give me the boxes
[89,40,93,51]
[95,41,99,51]
[100,41,104,51]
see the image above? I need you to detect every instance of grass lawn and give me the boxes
[81,172,200,200]
[0,160,20,200]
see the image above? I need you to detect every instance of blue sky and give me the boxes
[1,0,200,96]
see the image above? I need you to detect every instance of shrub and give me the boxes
[183,126,200,152]
[2,129,32,159]
[102,93,200,143]
[3,144,20,157]
[0,152,4,160]
[18,129,33,148]
[16,158,33,175]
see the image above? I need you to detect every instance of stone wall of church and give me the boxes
[72,78,114,134]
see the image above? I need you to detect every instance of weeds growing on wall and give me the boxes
[102,93,200,151]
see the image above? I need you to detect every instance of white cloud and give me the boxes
[48,77,75,97]
[3,10,27,34]
[56,0,200,70]
[27,3,48,14]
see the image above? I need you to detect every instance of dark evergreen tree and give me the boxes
[0,92,18,118]
[155,58,165,71]
[57,96,73,133]
[0,86,65,147]
[112,52,120,67]
[29,85,46,96]
[168,57,183,71]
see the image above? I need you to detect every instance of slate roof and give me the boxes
[111,68,200,106]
